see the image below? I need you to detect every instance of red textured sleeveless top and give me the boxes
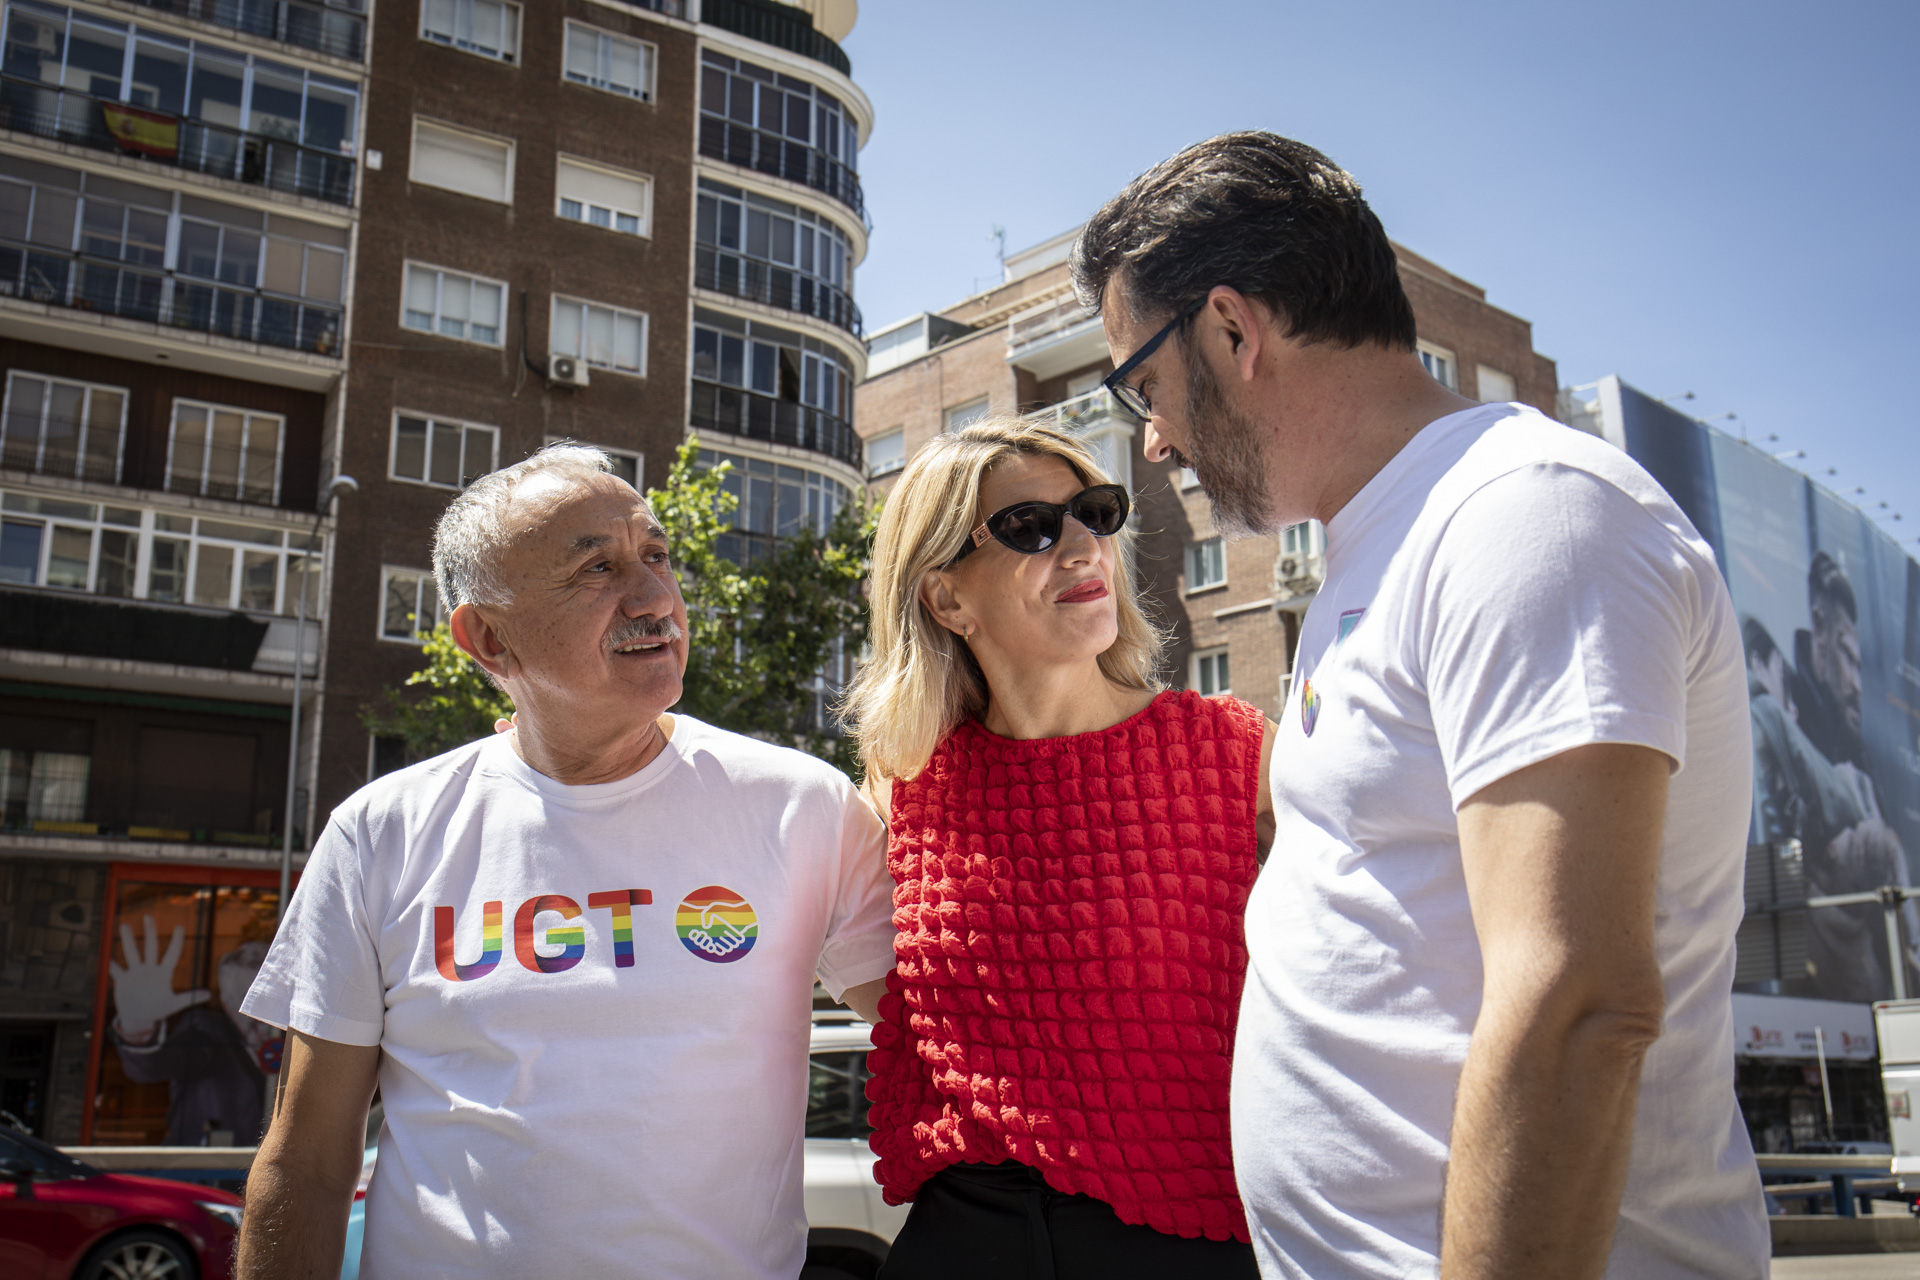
[865,689,1264,1243]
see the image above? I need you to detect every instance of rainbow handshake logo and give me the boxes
[676,886,759,963]
[432,884,758,977]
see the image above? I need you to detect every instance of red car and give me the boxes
[0,1124,240,1280]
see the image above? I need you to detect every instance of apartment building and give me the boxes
[856,229,1557,722]
[325,0,871,819]
[0,0,368,1142]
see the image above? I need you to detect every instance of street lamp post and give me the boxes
[278,475,357,925]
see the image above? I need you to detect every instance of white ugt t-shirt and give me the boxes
[242,717,897,1279]
[1231,404,1769,1279]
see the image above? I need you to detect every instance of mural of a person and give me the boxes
[107,915,279,1146]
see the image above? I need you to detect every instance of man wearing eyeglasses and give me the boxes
[1073,133,1766,1280]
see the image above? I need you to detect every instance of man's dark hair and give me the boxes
[1808,551,1858,625]
[1742,616,1780,665]
[1071,131,1417,352]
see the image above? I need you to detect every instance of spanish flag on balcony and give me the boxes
[101,103,180,159]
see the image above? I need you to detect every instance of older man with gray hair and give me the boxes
[235,445,897,1279]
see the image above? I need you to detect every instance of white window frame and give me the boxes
[556,155,652,239]
[1417,340,1457,391]
[1,371,129,484]
[550,296,648,376]
[1476,363,1516,403]
[389,412,500,491]
[865,427,905,477]
[1186,536,1227,593]
[945,398,989,433]
[1280,521,1324,559]
[164,399,287,505]
[410,117,516,205]
[378,565,441,644]
[1191,646,1231,697]
[544,435,642,490]
[1179,466,1202,491]
[420,0,521,63]
[562,20,657,102]
[401,262,508,348]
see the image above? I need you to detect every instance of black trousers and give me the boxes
[876,1161,1261,1280]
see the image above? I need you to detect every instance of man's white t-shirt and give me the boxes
[242,717,896,1279]
[1232,404,1769,1279]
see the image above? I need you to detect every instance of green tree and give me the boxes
[362,437,875,775]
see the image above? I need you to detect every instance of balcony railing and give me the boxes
[698,115,867,228]
[701,0,851,76]
[127,0,367,62]
[0,76,356,206]
[695,248,862,338]
[691,380,863,471]
[1026,387,1135,434]
[1008,292,1100,354]
[611,0,684,15]
[0,238,343,356]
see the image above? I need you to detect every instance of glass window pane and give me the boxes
[615,314,642,372]
[241,550,278,611]
[610,38,641,94]
[429,421,460,486]
[187,50,245,129]
[285,552,319,617]
[218,229,259,287]
[41,382,83,477]
[249,64,305,143]
[565,24,595,79]
[750,342,776,395]
[2,377,43,471]
[205,410,246,500]
[0,520,42,584]
[461,427,493,484]
[262,239,304,294]
[193,543,234,607]
[147,537,186,601]
[81,390,123,483]
[393,416,427,480]
[242,416,279,502]
[720,334,743,386]
[552,302,581,357]
[383,573,418,637]
[304,247,344,302]
[64,19,126,99]
[440,275,471,324]
[470,281,501,343]
[130,38,189,114]
[404,265,437,327]
[27,189,75,248]
[585,306,614,367]
[46,525,90,589]
[28,751,88,824]
[420,577,440,629]
[97,528,136,598]
[303,82,356,152]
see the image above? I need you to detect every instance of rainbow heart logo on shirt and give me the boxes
[1300,677,1321,737]
[676,886,758,963]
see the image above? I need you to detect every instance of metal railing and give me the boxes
[0,239,343,356]
[613,0,684,15]
[1026,386,1134,434]
[127,0,366,61]
[700,0,850,76]
[690,380,863,470]
[695,247,862,338]
[0,75,356,206]
[1008,292,1100,353]
[698,115,867,228]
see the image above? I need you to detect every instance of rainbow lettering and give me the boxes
[587,889,652,968]
[514,894,586,974]
[675,885,757,964]
[433,901,503,981]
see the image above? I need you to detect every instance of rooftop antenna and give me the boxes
[990,224,1008,279]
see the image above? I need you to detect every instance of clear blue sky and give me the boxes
[839,0,1918,547]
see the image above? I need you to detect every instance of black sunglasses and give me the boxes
[1101,298,1206,419]
[948,484,1131,564]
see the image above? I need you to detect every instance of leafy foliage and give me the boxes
[361,437,875,776]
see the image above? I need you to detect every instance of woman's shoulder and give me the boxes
[1158,688,1266,741]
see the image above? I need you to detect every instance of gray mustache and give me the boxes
[605,616,684,651]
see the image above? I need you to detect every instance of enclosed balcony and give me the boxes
[1026,387,1137,489]
[696,177,861,338]
[701,0,850,76]
[700,48,865,227]
[123,0,367,63]
[692,305,861,471]
[1006,292,1106,380]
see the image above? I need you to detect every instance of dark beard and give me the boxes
[1181,351,1277,537]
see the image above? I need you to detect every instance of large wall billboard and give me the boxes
[1590,377,1920,1003]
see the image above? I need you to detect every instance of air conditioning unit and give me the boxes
[548,356,590,388]
[1279,557,1299,579]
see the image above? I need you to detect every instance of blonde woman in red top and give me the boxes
[841,418,1274,1279]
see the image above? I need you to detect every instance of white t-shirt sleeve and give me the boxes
[1423,461,1696,809]
[811,785,898,1001]
[240,812,386,1048]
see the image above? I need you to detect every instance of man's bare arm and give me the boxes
[840,977,887,1024]
[237,1031,380,1280]
[1442,743,1670,1280]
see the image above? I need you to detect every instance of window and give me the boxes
[698,448,850,565]
[551,297,647,375]
[369,735,409,780]
[1417,341,1457,391]
[695,177,856,331]
[564,21,654,101]
[421,0,520,63]
[1280,521,1324,559]
[557,158,650,237]
[0,488,321,614]
[403,263,505,346]
[166,401,284,504]
[410,119,514,204]
[866,428,904,477]
[1180,467,1202,490]
[1187,537,1226,591]
[946,399,989,433]
[1476,364,1516,403]
[689,308,861,468]
[1192,648,1231,697]
[699,50,861,217]
[391,414,498,489]
[544,436,640,489]
[380,566,440,642]
[0,372,126,484]
[0,747,89,828]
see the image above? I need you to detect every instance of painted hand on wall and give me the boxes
[109,915,211,1046]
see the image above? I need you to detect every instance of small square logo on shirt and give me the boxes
[1338,608,1367,643]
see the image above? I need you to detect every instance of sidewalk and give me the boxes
[1774,1257,1920,1277]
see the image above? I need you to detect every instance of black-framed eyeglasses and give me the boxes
[1102,297,1206,419]
[948,484,1131,565]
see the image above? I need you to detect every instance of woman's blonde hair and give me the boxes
[839,416,1166,782]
